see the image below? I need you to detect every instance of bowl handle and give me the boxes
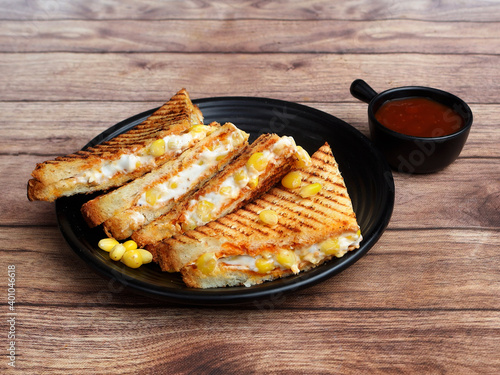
[350,79,378,104]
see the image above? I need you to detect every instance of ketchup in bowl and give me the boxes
[350,79,473,173]
[375,97,464,138]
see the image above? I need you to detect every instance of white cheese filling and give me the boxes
[137,140,234,208]
[75,130,208,185]
[218,231,363,274]
[183,136,297,227]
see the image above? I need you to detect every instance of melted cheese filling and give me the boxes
[137,140,234,208]
[182,136,297,227]
[75,128,208,185]
[219,231,363,274]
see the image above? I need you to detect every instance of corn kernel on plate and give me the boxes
[56,97,394,305]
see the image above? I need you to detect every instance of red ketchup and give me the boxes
[375,97,464,137]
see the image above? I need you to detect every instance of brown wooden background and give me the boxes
[1,1,499,374]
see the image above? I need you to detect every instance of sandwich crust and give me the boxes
[28,89,203,202]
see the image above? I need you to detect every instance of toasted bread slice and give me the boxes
[133,133,299,247]
[81,123,248,230]
[152,143,362,288]
[97,123,249,239]
[27,89,203,202]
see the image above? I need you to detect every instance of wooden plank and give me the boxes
[6,155,500,227]
[3,19,499,54]
[393,159,500,229]
[12,305,500,374]
[1,0,499,21]
[0,53,496,102]
[1,102,497,158]
[3,227,499,309]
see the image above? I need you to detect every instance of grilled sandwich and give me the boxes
[27,89,203,202]
[81,123,249,239]
[150,143,362,288]
[132,133,301,246]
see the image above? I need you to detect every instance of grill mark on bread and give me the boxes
[256,202,317,231]
[249,178,354,231]
[176,145,362,286]
[210,213,260,237]
[154,142,362,278]
[224,209,272,237]
[61,110,191,158]
[255,200,323,232]
[176,172,351,250]
[240,196,312,234]
[27,89,202,201]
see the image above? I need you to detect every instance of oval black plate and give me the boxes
[55,97,394,305]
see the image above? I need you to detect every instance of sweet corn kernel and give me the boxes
[138,249,153,264]
[276,249,297,269]
[196,200,215,222]
[295,146,312,168]
[149,139,165,157]
[196,200,215,215]
[246,152,268,172]
[234,169,249,186]
[123,240,138,251]
[98,238,119,252]
[299,183,322,198]
[135,161,142,169]
[247,176,259,189]
[319,238,340,255]
[281,171,302,189]
[145,188,161,206]
[189,124,208,133]
[121,249,143,268]
[255,257,275,273]
[259,209,279,226]
[219,186,232,196]
[109,243,126,261]
[170,181,179,189]
[195,252,217,275]
[200,213,213,223]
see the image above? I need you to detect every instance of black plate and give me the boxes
[55,97,394,305]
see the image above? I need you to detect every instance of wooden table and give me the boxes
[2,1,499,373]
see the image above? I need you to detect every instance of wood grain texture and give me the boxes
[3,227,499,309]
[2,102,498,158]
[2,19,499,54]
[1,0,500,21]
[1,1,499,374]
[1,53,497,102]
[12,305,500,374]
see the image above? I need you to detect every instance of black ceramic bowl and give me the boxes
[350,79,473,174]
